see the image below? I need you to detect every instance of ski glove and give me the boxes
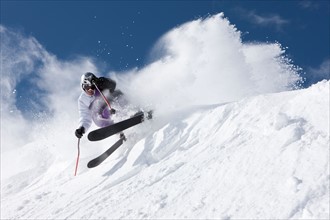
[91,76,99,84]
[110,108,116,114]
[75,126,85,138]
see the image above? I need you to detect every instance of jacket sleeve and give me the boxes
[96,77,116,93]
[78,93,93,131]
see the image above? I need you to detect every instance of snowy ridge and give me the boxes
[1,81,329,219]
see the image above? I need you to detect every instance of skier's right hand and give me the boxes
[75,126,85,138]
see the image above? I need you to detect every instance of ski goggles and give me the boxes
[83,84,95,90]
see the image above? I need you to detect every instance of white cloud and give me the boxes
[238,9,289,31]
[308,59,330,81]
[298,1,319,10]
[251,13,288,26]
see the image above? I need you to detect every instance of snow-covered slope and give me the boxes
[1,80,329,219]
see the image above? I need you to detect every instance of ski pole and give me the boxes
[92,82,116,114]
[74,138,81,176]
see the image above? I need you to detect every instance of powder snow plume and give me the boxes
[115,13,303,115]
[0,14,303,153]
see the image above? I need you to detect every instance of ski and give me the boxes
[87,135,126,168]
[88,111,152,142]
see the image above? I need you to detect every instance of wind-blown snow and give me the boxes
[1,14,329,219]
[116,13,302,115]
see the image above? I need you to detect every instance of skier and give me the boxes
[75,72,124,139]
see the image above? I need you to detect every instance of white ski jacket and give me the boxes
[78,92,95,132]
[77,76,117,132]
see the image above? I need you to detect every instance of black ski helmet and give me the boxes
[81,72,96,90]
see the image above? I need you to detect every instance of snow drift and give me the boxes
[1,13,329,219]
[1,80,329,219]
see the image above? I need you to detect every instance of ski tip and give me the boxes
[87,133,92,141]
[87,161,97,168]
[87,132,102,142]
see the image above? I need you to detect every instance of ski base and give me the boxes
[87,136,125,168]
[88,110,152,142]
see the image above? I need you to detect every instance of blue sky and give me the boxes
[2,0,329,86]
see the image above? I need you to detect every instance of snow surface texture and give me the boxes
[1,81,329,219]
[1,14,329,219]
